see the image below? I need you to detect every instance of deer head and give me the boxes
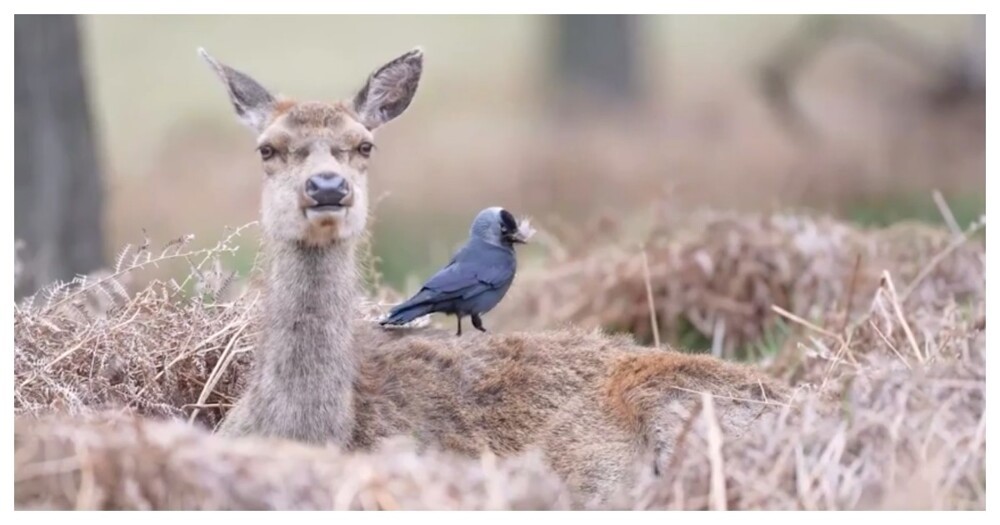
[199,47,423,248]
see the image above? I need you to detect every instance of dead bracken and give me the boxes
[494,210,984,360]
[13,210,985,510]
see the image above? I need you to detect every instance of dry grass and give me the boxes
[625,297,984,510]
[494,209,984,360]
[14,291,984,509]
[12,223,415,430]
[13,211,985,510]
[14,413,576,510]
[14,226,260,429]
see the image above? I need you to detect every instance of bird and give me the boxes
[380,207,534,336]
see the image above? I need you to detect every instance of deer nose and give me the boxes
[305,172,352,207]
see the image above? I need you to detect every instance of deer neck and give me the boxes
[252,239,359,443]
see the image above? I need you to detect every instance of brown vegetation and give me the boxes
[494,209,984,359]
[13,209,984,509]
[15,281,984,509]
[14,18,984,510]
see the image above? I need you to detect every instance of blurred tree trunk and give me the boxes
[951,14,984,99]
[758,14,986,140]
[551,15,641,111]
[15,15,104,299]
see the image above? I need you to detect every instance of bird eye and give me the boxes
[499,210,518,232]
[258,144,277,161]
[357,142,374,158]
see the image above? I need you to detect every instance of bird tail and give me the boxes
[380,300,434,326]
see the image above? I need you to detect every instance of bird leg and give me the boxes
[455,316,463,337]
[471,314,487,333]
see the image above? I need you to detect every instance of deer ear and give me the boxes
[353,48,423,130]
[198,48,276,133]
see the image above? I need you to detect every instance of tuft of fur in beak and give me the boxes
[512,217,536,244]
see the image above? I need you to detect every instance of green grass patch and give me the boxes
[845,191,984,229]
[747,318,791,362]
[371,212,471,291]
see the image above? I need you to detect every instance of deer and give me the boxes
[201,47,786,504]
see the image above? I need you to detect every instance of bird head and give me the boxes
[471,207,536,248]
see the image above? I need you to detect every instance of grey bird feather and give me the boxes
[380,207,534,336]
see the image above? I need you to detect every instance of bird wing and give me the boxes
[387,243,516,319]
[421,259,512,299]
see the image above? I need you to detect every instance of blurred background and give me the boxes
[14,14,985,298]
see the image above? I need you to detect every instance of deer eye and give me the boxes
[258,144,277,161]
[357,142,374,158]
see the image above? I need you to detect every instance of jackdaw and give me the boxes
[380,207,535,336]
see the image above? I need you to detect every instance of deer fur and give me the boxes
[202,47,787,503]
